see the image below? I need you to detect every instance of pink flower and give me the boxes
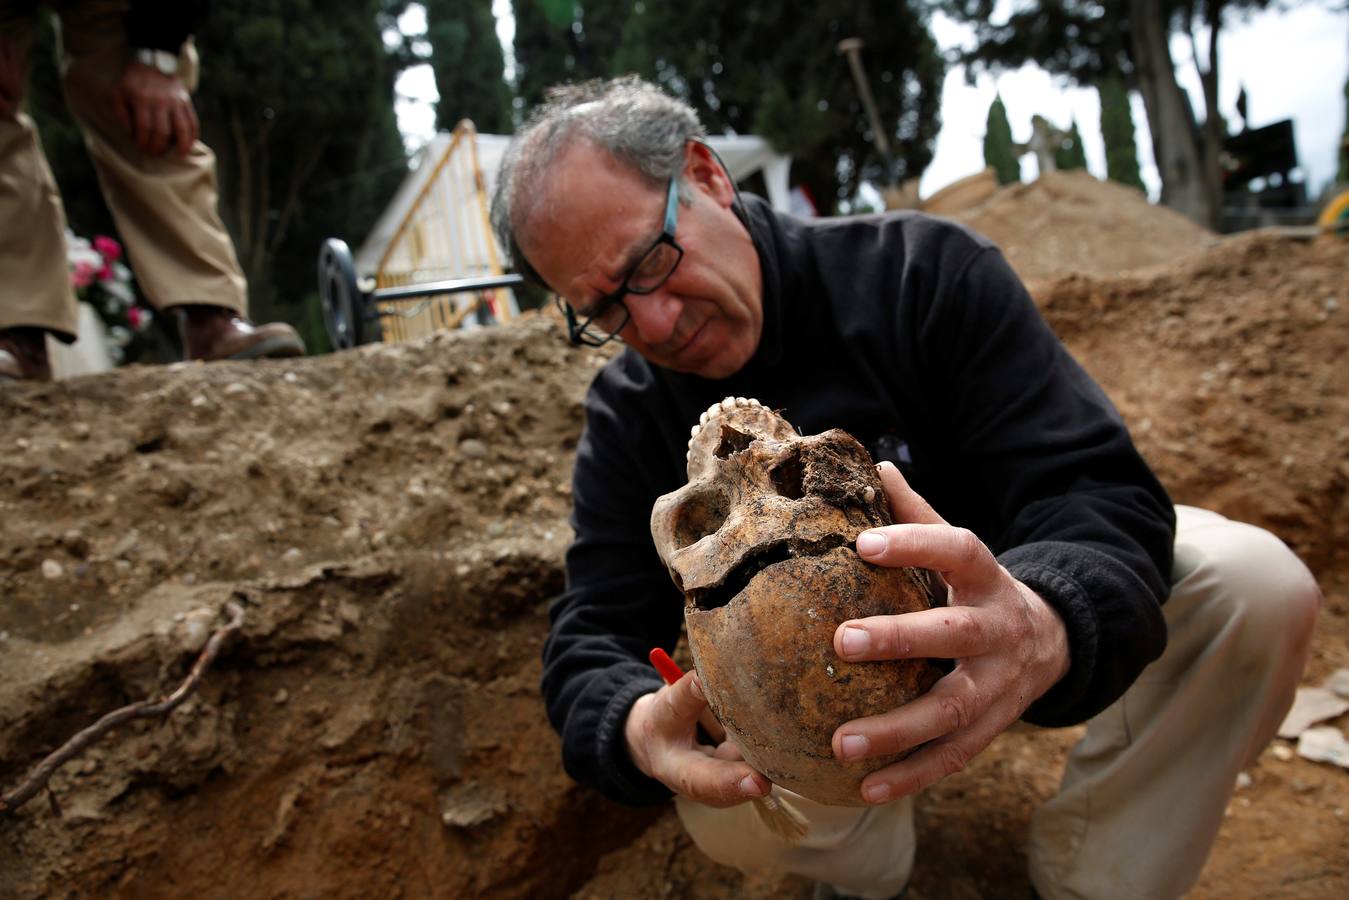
[98,263,113,282]
[127,306,148,330]
[93,235,122,262]
[72,260,96,289]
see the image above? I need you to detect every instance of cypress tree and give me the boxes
[424,0,512,133]
[1097,76,1145,192]
[1055,117,1088,171]
[983,93,1020,185]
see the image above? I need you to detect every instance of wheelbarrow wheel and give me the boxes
[317,238,372,350]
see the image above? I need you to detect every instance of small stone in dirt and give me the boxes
[459,438,488,459]
[273,688,289,705]
[284,371,299,383]
[1297,726,1349,769]
[224,382,249,396]
[41,558,64,579]
[1235,772,1252,790]
[191,394,209,408]
[72,422,91,440]
[282,547,303,564]
[1278,686,1349,738]
[1270,743,1295,761]
[1325,668,1349,699]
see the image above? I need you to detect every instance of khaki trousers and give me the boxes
[0,0,246,341]
[676,506,1321,900]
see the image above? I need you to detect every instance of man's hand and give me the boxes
[0,36,23,119]
[831,461,1071,804]
[116,59,198,157]
[624,670,771,807]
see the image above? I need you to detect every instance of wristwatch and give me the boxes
[132,48,179,77]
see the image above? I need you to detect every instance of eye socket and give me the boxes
[669,487,730,550]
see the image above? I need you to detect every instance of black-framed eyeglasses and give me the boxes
[557,172,684,347]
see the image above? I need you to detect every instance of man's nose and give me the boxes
[624,289,683,345]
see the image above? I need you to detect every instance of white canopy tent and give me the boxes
[354,129,793,278]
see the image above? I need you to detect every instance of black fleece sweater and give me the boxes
[541,195,1176,807]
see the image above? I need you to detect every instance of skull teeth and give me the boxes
[687,396,763,451]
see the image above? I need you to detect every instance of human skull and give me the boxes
[650,397,943,806]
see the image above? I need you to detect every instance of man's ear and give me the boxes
[683,141,735,208]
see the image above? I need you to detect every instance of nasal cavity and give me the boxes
[714,424,755,459]
[769,448,805,499]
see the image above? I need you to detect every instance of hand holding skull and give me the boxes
[830,461,1071,804]
[623,669,771,807]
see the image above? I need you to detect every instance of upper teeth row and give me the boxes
[687,396,762,456]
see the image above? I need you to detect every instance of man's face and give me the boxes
[518,140,764,380]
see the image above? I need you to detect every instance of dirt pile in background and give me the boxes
[1,226,1345,899]
[942,170,1218,284]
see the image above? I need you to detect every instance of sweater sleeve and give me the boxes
[126,0,209,52]
[540,368,685,805]
[917,245,1175,726]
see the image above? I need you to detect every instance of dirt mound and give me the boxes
[942,170,1219,283]
[1,230,1346,899]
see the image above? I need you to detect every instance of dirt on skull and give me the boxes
[0,200,1346,898]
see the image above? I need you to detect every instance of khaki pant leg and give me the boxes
[54,0,246,314]
[1028,505,1320,900]
[0,6,79,337]
[676,791,915,899]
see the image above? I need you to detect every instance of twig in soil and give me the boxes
[0,600,245,818]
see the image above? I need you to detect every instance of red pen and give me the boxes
[649,647,726,742]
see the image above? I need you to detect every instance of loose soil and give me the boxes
[1,178,1345,899]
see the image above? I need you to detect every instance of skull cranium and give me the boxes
[650,397,942,805]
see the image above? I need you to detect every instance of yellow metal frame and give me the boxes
[374,120,514,343]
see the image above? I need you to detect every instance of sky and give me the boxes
[394,3,1349,203]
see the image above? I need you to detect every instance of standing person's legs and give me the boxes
[52,0,247,316]
[1027,505,1320,900]
[1,2,79,358]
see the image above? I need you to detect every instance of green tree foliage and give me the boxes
[423,0,511,133]
[1098,76,1145,192]
[1054,117,1088,171]
[983,94,1020,185]
[193,1,410,322]
[603,1,944,214]
[938,0,1275,228]
[1339,75,1349,184]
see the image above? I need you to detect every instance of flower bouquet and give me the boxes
[66,231,154,363]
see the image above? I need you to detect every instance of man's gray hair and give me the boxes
[491,76,706,282]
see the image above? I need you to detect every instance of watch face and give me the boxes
[135,49,178,76]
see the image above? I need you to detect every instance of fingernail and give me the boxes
[864,782,891,804]
[689,675,705,700]
[739,775,765,797]
[841,625,870,656]
[839,734,869,760]
[856,531,885,557]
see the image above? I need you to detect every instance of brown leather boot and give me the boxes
[0,327,53,382]
[177,304,305,361]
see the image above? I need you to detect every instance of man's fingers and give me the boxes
[653,670,715,731]
[835,605,997,662]
[172,102,195,156]
[875,460,946,526]
[831,668,998,760]
[149,102,170,155]
[656,752,768,808]
[856,522,1000,593]
[134,98,153,152]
